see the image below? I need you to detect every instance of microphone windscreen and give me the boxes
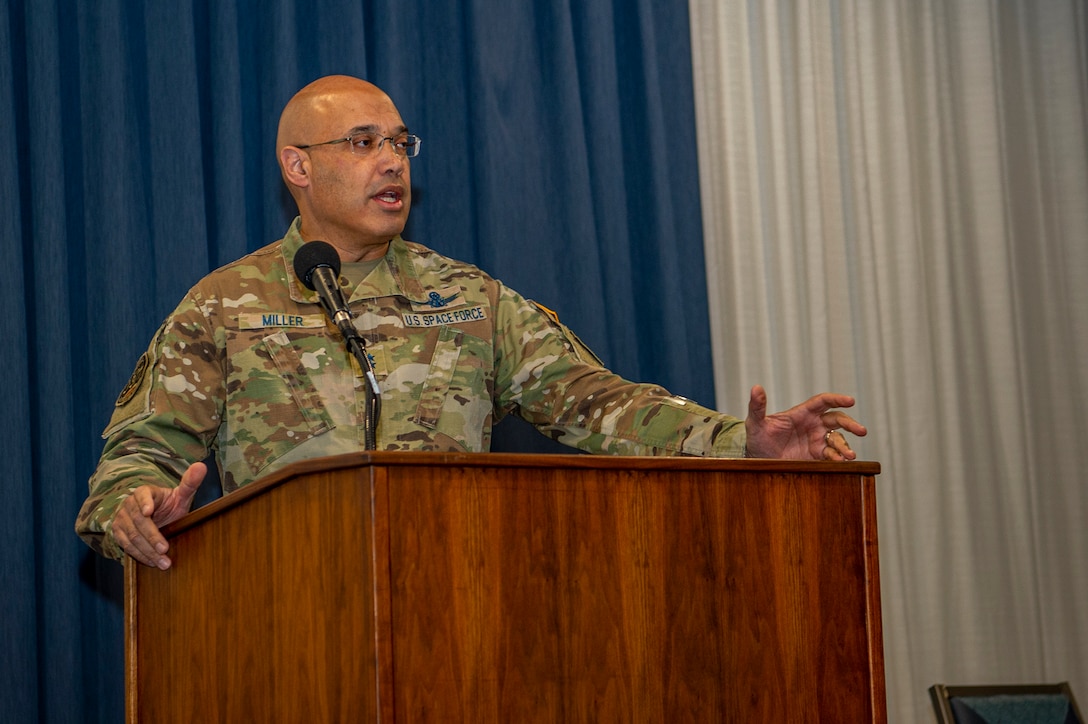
[292,241,342,290]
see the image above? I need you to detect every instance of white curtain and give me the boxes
[688,1,1088,721]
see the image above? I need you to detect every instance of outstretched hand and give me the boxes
[744,385,867,460]
[110,461,207,569]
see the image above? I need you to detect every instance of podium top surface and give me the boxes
[163,451,879,538]
[252,450,880,477]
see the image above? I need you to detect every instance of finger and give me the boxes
[123,490,172,568]
[129,485,158,518]
[113,506,171,569]
[828,447,856,461]
[117,534,168,569]
[747,384,768,424]
[151,463,207,526]
[828,429,857,460]
[132,495,169,548]
[822,411,867,437]
[806,392,857,415]
[174,462,207,509]
[820,428,858,462]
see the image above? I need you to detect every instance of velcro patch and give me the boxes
[116,353,150,407]
[410,287,465,312]
[238,313,326,330]
[532,301,561,325]
[403,306,488,328]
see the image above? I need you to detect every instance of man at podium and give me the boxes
[76,75,865,570]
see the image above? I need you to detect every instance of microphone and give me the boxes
[293,240,354,339]
[292,241,382,447]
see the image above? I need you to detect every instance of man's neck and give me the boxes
[298,226,392,262]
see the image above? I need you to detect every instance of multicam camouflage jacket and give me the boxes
[76,218,746,558]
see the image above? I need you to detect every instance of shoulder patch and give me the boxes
[116,353,150,407]
[530,300,605,367]
[531,301,561,325]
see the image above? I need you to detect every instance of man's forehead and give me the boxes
[312,92,404,130]
[277,77,404,147]
[344,122,410,135]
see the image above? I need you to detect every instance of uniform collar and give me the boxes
[279,217,426,305]
[281,219,320,305]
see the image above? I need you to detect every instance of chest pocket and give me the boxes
[224,329,337,478]
[413,324,491,451]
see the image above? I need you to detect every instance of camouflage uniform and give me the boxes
[76,218,745,558]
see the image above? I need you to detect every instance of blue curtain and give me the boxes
[1,1,712,720]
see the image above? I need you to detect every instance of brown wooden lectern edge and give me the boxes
[125,453,883,722]
[151,452,881,538]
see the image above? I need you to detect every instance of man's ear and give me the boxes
[280,147,311,188]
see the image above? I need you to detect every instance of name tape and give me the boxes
[238,313,327,330]
[403,306,488,328]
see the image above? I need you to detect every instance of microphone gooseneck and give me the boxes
[293,240,381,450]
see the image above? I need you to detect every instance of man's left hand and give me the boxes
[744,384,867,460]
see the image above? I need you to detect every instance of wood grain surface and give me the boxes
[126,453,884,723]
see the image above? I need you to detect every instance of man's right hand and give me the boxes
[111,462,206,569]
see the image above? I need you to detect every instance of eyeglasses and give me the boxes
[296,131,422,158]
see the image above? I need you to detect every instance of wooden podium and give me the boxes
[125,453,885,722]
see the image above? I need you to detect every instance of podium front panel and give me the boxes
[126,453,883,723]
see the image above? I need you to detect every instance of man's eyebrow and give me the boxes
[347,124,409,136]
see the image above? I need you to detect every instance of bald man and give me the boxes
[77,76,865,569]
[276,77,412,261]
